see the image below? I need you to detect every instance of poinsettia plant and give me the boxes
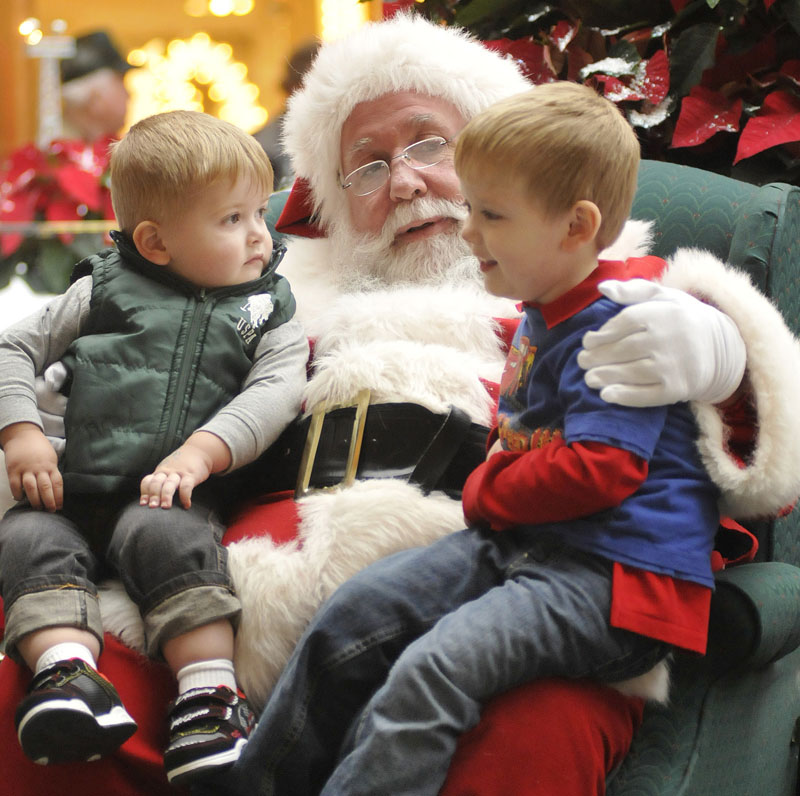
[0,136,116,293]
[407,0,800,185]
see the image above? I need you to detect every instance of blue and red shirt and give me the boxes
[463,258,722,652]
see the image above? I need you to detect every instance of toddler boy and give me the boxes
[0,110,308,786]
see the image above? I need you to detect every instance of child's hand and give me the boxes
[140,443,213,510]
[140,432,231,510]
[1,422,63,511]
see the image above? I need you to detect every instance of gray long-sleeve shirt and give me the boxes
[0,275,309,471]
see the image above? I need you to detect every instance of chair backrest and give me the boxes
[632,160,800,566]
[266,189,291,243]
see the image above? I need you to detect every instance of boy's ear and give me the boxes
[562,200,601,252]
[132,220,170,265]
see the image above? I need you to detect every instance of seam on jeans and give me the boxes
[258,618,438,795]
[323,620,424,668]
[571,640,669,682]
[138,576,235,617]
[7,581,97,608]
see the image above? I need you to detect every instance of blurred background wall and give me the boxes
[0,0,381,159]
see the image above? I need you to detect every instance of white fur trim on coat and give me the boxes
[659,249,800,519]
[229,480,467,709]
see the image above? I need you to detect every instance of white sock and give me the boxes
[35,642,97,675]
[176,659,237,694]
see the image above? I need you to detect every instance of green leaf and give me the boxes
[34,238,77,293]
[669,22,720,98]
[607,39,641,63]
[782,0,800,37]
[454,0,522,28]
[562,0,672,28]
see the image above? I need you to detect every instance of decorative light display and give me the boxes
[320,0,370,40]
[126,32,268,133]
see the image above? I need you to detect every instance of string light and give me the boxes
[125,32,268,133]
[320,0,369,41]
[18,18,40,38]
[182,0,254,17]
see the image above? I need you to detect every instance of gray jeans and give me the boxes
[0,498,240,662]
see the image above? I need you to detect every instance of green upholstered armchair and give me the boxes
[607,160,800,796]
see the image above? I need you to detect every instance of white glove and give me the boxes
[577,279,747,407]
[34,362,68,455]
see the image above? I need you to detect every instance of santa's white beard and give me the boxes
[327,197,481,291]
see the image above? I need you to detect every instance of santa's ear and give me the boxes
[562,200,601,252]
[132,220,170,265]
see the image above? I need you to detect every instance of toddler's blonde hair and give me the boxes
[110,110,273,233]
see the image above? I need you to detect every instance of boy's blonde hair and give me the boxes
[455,82,640,250]
[109,110,273,233]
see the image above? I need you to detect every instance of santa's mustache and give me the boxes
[383,197,468,243]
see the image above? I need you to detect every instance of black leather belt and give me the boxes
[235,395,490,499]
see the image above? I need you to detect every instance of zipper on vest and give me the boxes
[162,289,208,456]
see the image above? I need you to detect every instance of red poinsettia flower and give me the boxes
[701,34,777,92]
[672,85,743,148]
[483,37,557,84]
[780,60,800,87]
[590,50,670,106]
[735,89,800,163]
[0,137,115,257]
[549,19,578,53]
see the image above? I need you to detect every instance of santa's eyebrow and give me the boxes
[346,114,439,156]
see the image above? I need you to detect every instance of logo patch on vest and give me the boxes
[237,293,274,345]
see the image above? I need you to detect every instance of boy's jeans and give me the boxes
[207,527,668,796]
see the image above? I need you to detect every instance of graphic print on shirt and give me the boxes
[500,335,537,402]
[497,333,563,452]
[237,293,274,346]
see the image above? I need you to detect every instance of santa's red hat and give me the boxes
[275,177,321,238]
[280,13,531,236]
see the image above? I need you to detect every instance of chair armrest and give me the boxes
[705,562,800,673]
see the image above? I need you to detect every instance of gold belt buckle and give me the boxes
[295,388,371,498]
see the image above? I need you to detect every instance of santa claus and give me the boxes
[2,12,800,796]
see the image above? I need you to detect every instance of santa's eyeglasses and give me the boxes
[340,137,451,196]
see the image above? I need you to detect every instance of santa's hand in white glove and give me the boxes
[34,361,68,455]
[577,279,747,407]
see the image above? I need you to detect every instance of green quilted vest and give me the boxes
[60,234,295,498]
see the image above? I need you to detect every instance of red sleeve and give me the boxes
[462,438,648,531]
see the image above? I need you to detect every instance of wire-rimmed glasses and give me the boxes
[340,137,451,196]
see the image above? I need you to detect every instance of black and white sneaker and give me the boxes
[15,658,137,765]
[164,685,255,786]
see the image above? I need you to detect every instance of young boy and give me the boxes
[0,110,308,786]
[216,82,722,796]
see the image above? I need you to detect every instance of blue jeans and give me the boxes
[0,497,241,660]
[201,528,668,796]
